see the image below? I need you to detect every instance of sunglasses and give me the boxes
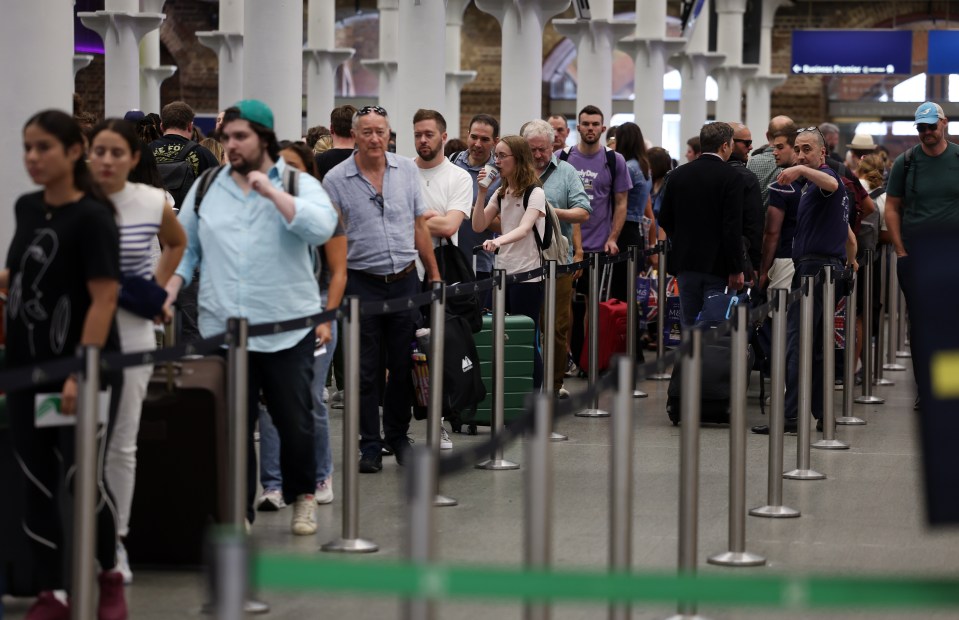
[796,126,824,138]
[734,138,753,148]
[357,105,388,117]
[370,193,384,209]
[917,122,939,133]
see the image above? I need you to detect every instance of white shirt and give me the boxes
[416,158,473,279]
[112,182,166,279]
[486,187,546,280]
[860,178,888,231]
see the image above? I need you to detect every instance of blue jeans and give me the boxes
[676,271,726,328]
[784,258,844,421]
[259,321,337,490]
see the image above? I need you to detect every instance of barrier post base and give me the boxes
[321,538,379,553]
[475,459,520,470]
[664,613,714,620]
[434,494,458,507]
[836,416,867,426]
[575,408,610,418]
[883,362,906,371]
[783,468,826,481]
[875,377,895,386]
[749,504,800,518]
[854,395,885,404]
[633,389,648,398]
[896,350,911,359]
[200,599,270,615]
[706,550,766,567]
[550,432,569,442]
[648,372,671,381]
[812,438,850,450]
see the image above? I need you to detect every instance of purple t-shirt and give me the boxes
[563,147,632,251]
[791,165,848,260]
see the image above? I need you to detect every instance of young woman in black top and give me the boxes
[1,110,126,620]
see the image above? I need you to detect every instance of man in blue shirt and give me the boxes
[323,106,440,474]
[167,100,340,534]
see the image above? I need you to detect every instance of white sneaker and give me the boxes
[556,387,570,399]
[315,478,334,505]
[330,390,344,408]
[291,494,317,535]
[322,387,330,403]
[115,542,133,585]
[440,422,453,450]
[256,489,286,512]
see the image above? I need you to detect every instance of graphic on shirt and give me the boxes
[577,168,598,198]
[7,228,69,357]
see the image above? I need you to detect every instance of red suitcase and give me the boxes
[579,264,629,373]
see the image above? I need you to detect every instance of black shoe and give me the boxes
[388,436,414,466]
[359,453,382,473]
[751,420,798,435]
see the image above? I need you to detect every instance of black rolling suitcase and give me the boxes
[123,356,228,568]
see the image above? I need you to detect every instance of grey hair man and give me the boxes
[818,121,841,162]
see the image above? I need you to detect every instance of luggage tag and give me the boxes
[35,387,112,428]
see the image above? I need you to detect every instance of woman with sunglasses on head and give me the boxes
[1,110,127,619]
[87,118,186,585]
[472,135,547,389]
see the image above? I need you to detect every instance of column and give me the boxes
[445,0,476,138]
[0,0,73,254]
[475,0,571,136]
[79,0,166,117]
[361,0,399,115]
[139,0,177,114]
[196,0,244,111]
[395,0,446,157]
[712,0,758,122]
[618,0,685,145]
[744,0,790,138]
[669,4,725,147]
[74,55,95,78]
[304,0,355,128]
[554,0,633,127]
[242,0,302,140]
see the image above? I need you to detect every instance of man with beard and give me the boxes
[758,126,800,292]
[167,100,340,535]
[884,101,959,409]
[322,105,440,474]
[412,108,473,450]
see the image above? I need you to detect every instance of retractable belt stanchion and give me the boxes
[855,250,885,405]
[784,277,826,481]
[813,266,849,450]
[214,531,246,620]
[874,249,894,385]
[750,289,800,518]
[428,281,456,507]
[665,329,712,620]
[609,356,635,620]
[626,245,647,398]
[323,297,378,552]
[896,287,911,359]
[524,394,553,620]
[403,447,436,620]
[577,252,609,417]
[477,269,520,469]
[837,273,866,426]
[72,346,101,620]
[708,305,766,567]
[649,243,671,381]
[883,251,906,370]
[542,260,567,441]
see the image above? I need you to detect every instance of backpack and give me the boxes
[433,237,483,333]
[192,165,300,212]
[856,185,884,259]
[441,314,486,424]
[156,140,200,208]
[497,186,571,265]
[834,161,864,234]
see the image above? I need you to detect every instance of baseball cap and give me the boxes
[915,101,945,125]
[233,99,274,130]
[123,109,145,122]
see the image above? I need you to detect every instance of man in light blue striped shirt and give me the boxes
[167,100,339,535]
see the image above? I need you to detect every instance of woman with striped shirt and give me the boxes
[88,119,186,583]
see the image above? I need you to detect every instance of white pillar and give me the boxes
[138,0,176,114]
[242,0,302,140]
[713,0,758,123]
[475,0,571,136]
[0,0,73,255]
[445,0,476,137]
[744,0,790,138]
[196,0,244,111]
[79,3,165,117]
[554,8,633,128]
[669,52,725,149]
[361,0,399,114]
[713,65,757,122]
[395,0,446,158]
[305,0,355,128]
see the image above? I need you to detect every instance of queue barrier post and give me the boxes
[403,447,436,620]
[649,243,671,381]
[542,259,568,441]
[524,393,554,620]
[837,271,866,426]
[72,346,101,620]
[874,250,895,385]
[577,252,610,417]
[883,249,907,370]
[609,355,635,620]
[427,281,456,507]
[813,266,849,450]
[626,245,647,398]
[855,250,885,405]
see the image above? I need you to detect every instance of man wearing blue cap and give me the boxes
[165,99,340,536]
[885,101,959,409]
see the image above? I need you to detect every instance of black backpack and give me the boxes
[442,314,486,424]
[433,237,483,333]
[156,140,200,208]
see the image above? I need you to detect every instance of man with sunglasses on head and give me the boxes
[322,105,440,474]
[752,125,857,435]
[884,101,959,410]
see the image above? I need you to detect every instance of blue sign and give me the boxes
[791,30,912,75]
[928,31,959,74]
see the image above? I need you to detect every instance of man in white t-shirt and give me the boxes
[412,108,473,449]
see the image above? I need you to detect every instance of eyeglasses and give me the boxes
[917,122,939,133]
[734,139,753,148]
[357,105,388,117]
[796,126,824,138]
[370,193,384,209]
[493,153,514,161]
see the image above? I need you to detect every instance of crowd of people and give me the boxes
[3,95,955,619]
